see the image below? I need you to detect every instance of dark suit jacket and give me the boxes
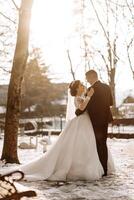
[75,81,113,127]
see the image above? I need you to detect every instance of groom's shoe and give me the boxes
[102,172,107,177]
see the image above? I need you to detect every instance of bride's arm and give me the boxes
[78,96,91,111]
[78,88,94,111]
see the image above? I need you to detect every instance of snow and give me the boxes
[0,136,134,200]
[0,106,6,113]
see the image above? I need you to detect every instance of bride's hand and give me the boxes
[87,88,94,97]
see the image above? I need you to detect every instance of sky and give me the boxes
[30,0,75,81]
[30,0,134,106]
[0,0,134,106]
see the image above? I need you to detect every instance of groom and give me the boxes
[76,70,113,176]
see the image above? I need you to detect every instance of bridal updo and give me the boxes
[69,80,80,96]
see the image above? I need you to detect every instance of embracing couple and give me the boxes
[19,70,115,181]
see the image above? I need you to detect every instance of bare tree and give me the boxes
[70,0,93,78]
[125,0,134,79]
[1,0,33,163]
[67,50,76,80]
[126,37,134,79]
[71,0,133,114]
[0,1,18,78]
[89,0,120,114]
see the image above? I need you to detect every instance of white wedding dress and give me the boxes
[19,96,114,181]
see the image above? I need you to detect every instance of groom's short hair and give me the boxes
[86,70,98,78]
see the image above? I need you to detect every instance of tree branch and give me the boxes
[108,0,127,8]
[0,66,11,73]
[125,0,134,20]
[66,50,75,80]
[90,0,110,45]
[0,12,16,24]
[89,0,119,61]
[127,37,134,50]
[11,0,19,10]
[126,49,134,79]
[97,50,110,82]
[126,39,134,79]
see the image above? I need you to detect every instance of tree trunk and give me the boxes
[108,43,118,117]
[109,68,116,104]
[1,0,33,163]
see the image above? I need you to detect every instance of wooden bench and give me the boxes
[110,118,134,132]
[0,170,37,200]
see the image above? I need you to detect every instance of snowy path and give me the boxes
[0,137,134,200]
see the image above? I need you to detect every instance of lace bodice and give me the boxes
[74,96,84,109]
[74,95,91,110]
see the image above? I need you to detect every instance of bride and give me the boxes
[19,80,114,181]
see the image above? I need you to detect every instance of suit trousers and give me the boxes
[92,124,108,175]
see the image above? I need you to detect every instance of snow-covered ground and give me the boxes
[0,136,134,200]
